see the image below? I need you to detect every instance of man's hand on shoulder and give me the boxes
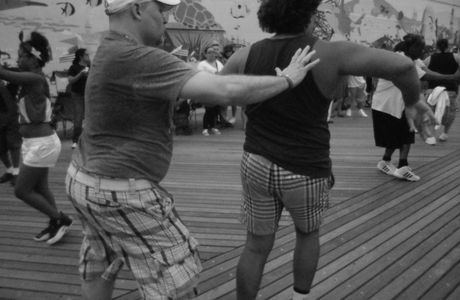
[275,46,320,88]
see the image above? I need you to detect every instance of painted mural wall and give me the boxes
[1,0,459,73]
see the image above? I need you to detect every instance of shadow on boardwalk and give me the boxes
[0,111,459,300]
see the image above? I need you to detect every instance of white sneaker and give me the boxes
[377,160,397,176]
[202,129,210,136]
[71,143,77,149]
[228,117,236,124]
[346,108,352,117]
[359,109,368,117]
[211,128,221,135]
[438,133,448,141]
[393,166,420,182]
[425,137,436,145]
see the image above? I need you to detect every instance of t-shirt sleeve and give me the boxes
[423,56,431,67]
[454,54,460,68]
[415,61,426,79]
[132,48,199,102]
[196,61,206,71]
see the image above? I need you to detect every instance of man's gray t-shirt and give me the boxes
[75,31,198,183]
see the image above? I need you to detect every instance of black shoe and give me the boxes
[0,172,13,183]
[46,212,73,245]
[34,220,54,242]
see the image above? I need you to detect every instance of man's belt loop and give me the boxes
[95,176,101,194]
[128,178,136,194]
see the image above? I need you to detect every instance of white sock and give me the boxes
[12,168,19,175]
[292,289,309,300]
[6,167,13,174]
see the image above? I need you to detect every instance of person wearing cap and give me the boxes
[65,0,319,299]
[220,1,437,299]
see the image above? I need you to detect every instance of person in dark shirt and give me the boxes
[221,1,437,299]
[424,39,460,141]
[67,48,90,148]
[0,74,21,186]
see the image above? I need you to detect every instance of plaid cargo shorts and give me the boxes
[66,163,202,300]
[240,152,333,235]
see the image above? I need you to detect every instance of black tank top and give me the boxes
[243,35,332,178]
[428,52,458,92]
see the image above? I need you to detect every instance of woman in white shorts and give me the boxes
[0,31,72,245]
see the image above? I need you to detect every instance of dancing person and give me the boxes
[374,35,460,181]
[424,38,460,142]
[0,31,73,244]
[67,48,90,148]
[65,0,319,299]
[0,74,21,186]
[220,1,436,299]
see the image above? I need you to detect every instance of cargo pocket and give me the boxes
[149,237,202,298]
[142,188,174,220]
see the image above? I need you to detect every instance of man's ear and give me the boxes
[129,3,143,20]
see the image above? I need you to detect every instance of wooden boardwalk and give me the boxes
[0,109,459,300]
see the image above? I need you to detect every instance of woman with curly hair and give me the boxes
[221,1,437,299]
[0,31,73,245]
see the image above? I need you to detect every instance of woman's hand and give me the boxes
[405,100,438,133]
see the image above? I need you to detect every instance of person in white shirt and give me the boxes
[346,75,368,117]
[372,34,459,181]
[423,39,460,142]
[197,45,224,136]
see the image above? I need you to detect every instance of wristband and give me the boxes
[280,73,294,90]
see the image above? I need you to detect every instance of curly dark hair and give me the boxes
[19,31,52,67]
[72,48,87,65]
[394,34,425,60]
[436,39,448,53]
[258,0,322,34]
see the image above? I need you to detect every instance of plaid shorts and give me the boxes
[240,152,333,235]
[66,163,202,300]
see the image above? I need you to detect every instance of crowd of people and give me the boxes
[0,0,459,299]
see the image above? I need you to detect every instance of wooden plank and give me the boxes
[1,112,459,300]
[251,189,460,300]
[370,226,460,300]
[0,289,77,300]
[195,151,460,300]
[322,149,460,229]
[326,203,460,300]
[420,261,460,300]
[445,280,460,300]
[320,175,460,264]
[396,244,460,300]
[260,163,460,296]
[335,204,460,300]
